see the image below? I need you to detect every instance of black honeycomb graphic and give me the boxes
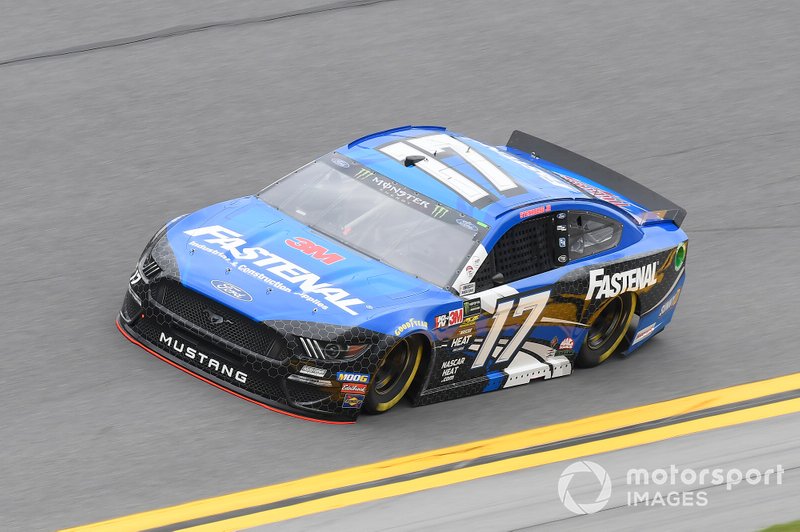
[549,246,683,323]
[149,236,181,280]
[121,235,685,416]
[120,265,395,420]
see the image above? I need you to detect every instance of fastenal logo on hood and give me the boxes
[184,226,365,315]
[586,261,658,300]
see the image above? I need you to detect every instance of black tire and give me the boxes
[575,294,636,368]
[363,336,423,414]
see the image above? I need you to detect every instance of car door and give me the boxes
[466,211,564,378]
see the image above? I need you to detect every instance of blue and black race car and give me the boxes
[118,126,687,423]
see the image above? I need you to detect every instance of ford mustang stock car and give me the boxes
[118,126,687,423]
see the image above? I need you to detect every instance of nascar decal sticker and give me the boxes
[659,288,682,317]
[454,315,480,338]
[450,334,473,351]
[463,298,481,317]
[342,394,364,408]
[341,382,367,394]
[336,372,370,383]
[452,245,487,289]
[586,262,658,300]
[557,174,631,207]
[285,237,345,265]
[520,204,551,219]
[184,226,365,315]
[299,365,326,378]
[440,356,466,383]
[435,308,464,329]
[459,282,476,297]
[633,323,658,344]
[394,318,428,336]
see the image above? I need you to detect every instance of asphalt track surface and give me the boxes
[0,0,798,530]
[267,414,800,531]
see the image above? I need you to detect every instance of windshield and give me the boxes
[258,153,487,288]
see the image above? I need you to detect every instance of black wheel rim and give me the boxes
[374,340,411,395]
[587,298,624,350]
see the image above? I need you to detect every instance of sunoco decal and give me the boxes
[342,393,364,408]
[184,226,365,315]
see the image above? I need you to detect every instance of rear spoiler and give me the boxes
[506,130,686,227]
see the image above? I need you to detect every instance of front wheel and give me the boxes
[363,336,423,414]
[575,294,636,368]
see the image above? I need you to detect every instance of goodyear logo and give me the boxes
[336,372,370,383]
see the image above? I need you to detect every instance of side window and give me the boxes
[568,211,622,260]
[472,214,555,291]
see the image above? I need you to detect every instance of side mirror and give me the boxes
[491,272,505,286]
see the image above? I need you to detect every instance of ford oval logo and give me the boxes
[210,280,252,302]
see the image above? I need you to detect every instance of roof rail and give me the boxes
[347,125,446,148]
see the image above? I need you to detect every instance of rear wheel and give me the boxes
[363,336,423,414]
[575,294,635,368]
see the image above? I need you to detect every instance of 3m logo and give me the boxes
[436,308,464,329]
[285,237,345,265]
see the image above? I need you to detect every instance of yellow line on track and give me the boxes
[180,397,800,531]
[63,372,800,532]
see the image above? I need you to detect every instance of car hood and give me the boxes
[164,196,437,325]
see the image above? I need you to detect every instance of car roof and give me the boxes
[338,125,590,224]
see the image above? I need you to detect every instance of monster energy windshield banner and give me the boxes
[325,153,488,238]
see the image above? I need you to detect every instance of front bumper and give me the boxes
[118,276,391,423]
